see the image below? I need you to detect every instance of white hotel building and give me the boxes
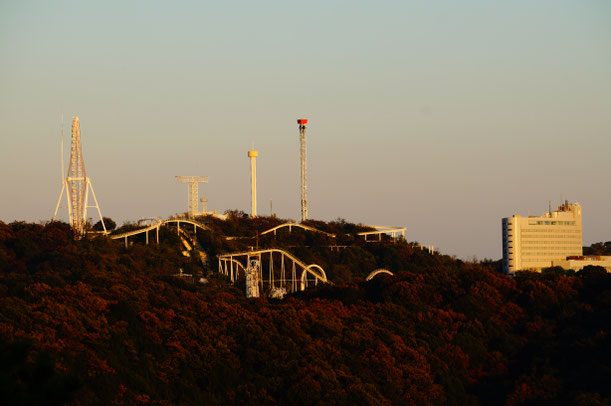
[502,202,583,274]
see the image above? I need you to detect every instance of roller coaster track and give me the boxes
[365,268,394,281]
[218,248,328,292]
[109,217,210,246]
[260,222,336,238]
[109,219,161,241]
[176,227,208,266]
[357,226,405,241]
[111,218,405,247]
[259,222,406,243]
[105,215,430,292]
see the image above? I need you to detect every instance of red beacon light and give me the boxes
[297,119,308,125]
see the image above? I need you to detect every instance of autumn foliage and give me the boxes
[0,219,609,405]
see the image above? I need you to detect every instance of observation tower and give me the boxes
[248,149,258,217]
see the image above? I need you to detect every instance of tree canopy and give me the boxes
[0,218,609,405]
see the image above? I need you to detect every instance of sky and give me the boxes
[1,0,610,259]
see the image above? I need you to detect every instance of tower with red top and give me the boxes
[297,119,308,221]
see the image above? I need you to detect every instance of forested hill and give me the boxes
[583,241,611,256]
[0,219,609,405]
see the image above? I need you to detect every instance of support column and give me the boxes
[248,150,258,217]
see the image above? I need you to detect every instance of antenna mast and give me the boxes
[297,119,308,222]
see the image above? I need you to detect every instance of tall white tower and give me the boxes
[53,116,106,236]
[297,119,308,222]
[248,150,258,217]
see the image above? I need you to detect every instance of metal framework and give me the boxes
[218,248,327,293]
[413,244,435,254]
[175,176,208,217]
[53,116,106,235]
[245,259,261,298]
[297,119,308,221]
[358,226,406,242]
[110,217,210,247]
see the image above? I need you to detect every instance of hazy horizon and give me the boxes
[1,1,610,260]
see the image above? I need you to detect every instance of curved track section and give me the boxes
[218,258,247,282]
[110,218,210,243]
[218,248,328,291]
[365,268,394,281]
[260,222,336,238]
[162,218,210,232]
[110,221,162,241]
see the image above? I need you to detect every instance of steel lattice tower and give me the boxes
[53,116,106,235]
[68,117,86,231]
[175,176,208,217]
[297,119,308,222]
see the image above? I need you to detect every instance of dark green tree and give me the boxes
[93,217,116,231]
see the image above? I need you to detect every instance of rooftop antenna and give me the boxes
[549,200,552,215]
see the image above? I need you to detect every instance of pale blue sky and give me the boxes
[1,0,610,259]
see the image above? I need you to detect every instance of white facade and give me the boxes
[552,256,611,273]
[502,202,583,274]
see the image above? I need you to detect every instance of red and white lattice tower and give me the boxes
[53,116,106,235]
[297,119,308,222]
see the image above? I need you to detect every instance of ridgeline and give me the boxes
[0,215,609,405]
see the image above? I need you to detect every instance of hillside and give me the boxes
[0,218,610,405]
